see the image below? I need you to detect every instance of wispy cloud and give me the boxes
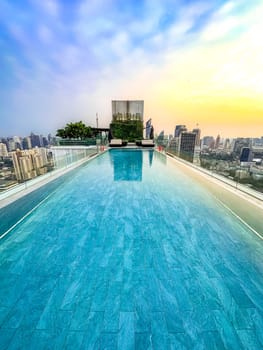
[0,0,263,136]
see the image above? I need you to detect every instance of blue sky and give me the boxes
[1,0,263,137]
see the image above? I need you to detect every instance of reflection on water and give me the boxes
[149,150,153,167]
[154,150,167,165]
[110,150,154,181]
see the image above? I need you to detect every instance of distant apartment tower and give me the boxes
[233,138,251,156]
[112,100,144,122]
[145,119,152,139]
[11,148,49,182]
[215,135,221,149]
[178,132,197,162]
[0,143,8,157]
[158,131,164,141]
[240,147,253,163]
[192,128,201,146]
[8,139,16,151]
[30,133,41,148]
[202,136,215,150]
[22,137,32,150]
[174,125,187,138]
[11,150,36,181]
[224,138,231,150]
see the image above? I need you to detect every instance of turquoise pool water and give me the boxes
[0,149,262,349]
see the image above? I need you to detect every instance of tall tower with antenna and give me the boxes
[96,113,98,129]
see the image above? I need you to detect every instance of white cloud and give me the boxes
[199,0,261,43]
[217,1,236,15]
[201,16,239,41]
[179,1,213,18]
[168,19,194,38]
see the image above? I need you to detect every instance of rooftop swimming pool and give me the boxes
[0,149,262,349]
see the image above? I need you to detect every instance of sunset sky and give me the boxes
[1,0,263,138]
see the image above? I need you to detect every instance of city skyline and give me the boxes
[1,0,263,138]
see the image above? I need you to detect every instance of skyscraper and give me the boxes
[178,132,197,162]
[202,136,215,149]
[215,135,221,149]
[145,119,152,139]
[30,133,41,148]
[233,138,251,156]
[0,143,8,157]
[22,137,32,150]
[174,125,187,138]
[240,147,253,163]
[192,128,201,146]
[11,148,49,181]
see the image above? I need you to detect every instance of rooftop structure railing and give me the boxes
[164,144,263,201]
[0,145,102,204]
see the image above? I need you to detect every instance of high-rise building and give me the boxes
[158,130,164,140]
[13,136,22,149]
[145,119,152,139]
[224,138,231,150]
[0,143,8,157]
[11,150,35,181]
[178,132,197,162]
[240,147,253,163]
[233,138,251,156]
[202,136,215,150]
[30,133,41,148]
[174,125,187,138]
[168,137,179,152]
[8,139,16,152]
[251,146,263,160]
[42,137,49,147]
[11,148,49,181]
[215,135,221,149]
[192,128,201,146]
[22,137,32,150]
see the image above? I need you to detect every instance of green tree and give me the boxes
[56,121,92,139]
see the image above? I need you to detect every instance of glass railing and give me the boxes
[57,137,108,146]
[163,146,263,201]
[0,145,102,203]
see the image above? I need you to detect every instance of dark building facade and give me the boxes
[233,138,251,156]
[179,132,196,162]
[30,133,41,148]
[174,125,187,138]
[240,147,253,162]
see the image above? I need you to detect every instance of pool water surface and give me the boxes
[0,150,262,349]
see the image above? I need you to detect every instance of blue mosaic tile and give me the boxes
[0,150,262,349]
